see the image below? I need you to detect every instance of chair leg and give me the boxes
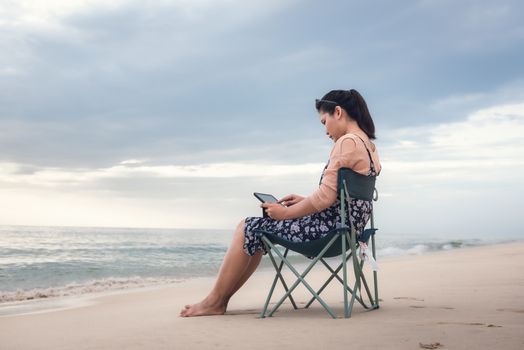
[372,234,379,309]
[345,231,382,314]
[258,231,380,319]
[350,236,379,310]
[259,240,298,318]
[304,254,352,308]
[327,257,374,309]
[359,259,377,307]
[347,231,361,317]
[259,240,275,318]
[305,255,373,310]
[305,242,377,311]
[272,248,298,309]
[342,230,350,318]
[266,234,340,319]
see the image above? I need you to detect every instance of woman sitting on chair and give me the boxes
[180,89,381,317]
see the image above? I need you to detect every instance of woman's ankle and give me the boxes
[206,291,228,308]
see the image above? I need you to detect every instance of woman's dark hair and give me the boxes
[315,89,376,140]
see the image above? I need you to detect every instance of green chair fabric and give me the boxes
[254,167,379,319]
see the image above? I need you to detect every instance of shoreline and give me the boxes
[1,241,524,349]
[1,240,522,317]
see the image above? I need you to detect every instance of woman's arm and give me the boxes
[284,197,319,219]
[261,197,318,220]
[262,137,358,220]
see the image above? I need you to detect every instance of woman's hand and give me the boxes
[278,194,305,207]
[261,202,288,221]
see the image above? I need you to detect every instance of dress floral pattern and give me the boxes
[243,137,377,257]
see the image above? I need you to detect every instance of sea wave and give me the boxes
[0,276,183,303]
[1,225,521,305]
[375,238,517,257]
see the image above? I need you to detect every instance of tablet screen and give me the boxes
[254,192,278,203]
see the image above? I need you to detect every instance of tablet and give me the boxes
[253,192,279,203]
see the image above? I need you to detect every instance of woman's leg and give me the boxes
[180,219,262,317]
[223,250,263,306]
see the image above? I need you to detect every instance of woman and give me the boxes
[180,89,381,317]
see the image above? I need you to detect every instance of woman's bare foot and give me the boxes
[179,296,227,317]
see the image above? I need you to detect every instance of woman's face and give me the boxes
[319,107,344,141]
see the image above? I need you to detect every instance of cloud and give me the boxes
[0,160,323,189]
[378,102,524,191]
[428,79,524,117]
[374,102,524,235]
[1,101,523,233]
[1,1,523,233]
[0,0,297,73]
[382,102,524,162]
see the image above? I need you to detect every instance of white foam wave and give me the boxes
[0,276,183,303]
[378,244,431,257]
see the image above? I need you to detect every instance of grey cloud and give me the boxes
[1,0,523,168]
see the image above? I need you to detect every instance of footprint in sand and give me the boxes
[410,305,455,310]
[496,308,524,313]
[437,321,484,326]
[436,322,502,328]
[419,342,443,349]
[394,296,424,302]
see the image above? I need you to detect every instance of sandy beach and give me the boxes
[1,242,523,350]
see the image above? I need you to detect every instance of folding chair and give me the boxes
[254,167,379,319]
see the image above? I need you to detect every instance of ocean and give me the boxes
[0,224,521,305]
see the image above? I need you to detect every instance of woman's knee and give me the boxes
[236,218,246,231]
[234,218,246,237]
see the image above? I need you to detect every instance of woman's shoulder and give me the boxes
[330,132,379,160]
[329,134,358,158]
[335,132,364,151]
[339,132,361,141]
[344,131,378,153]
[334,133,362,148]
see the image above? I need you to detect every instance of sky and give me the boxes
[1,0,523,236]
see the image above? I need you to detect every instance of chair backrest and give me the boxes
[337,167,376,201]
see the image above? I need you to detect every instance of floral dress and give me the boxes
[243,137,378,256]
